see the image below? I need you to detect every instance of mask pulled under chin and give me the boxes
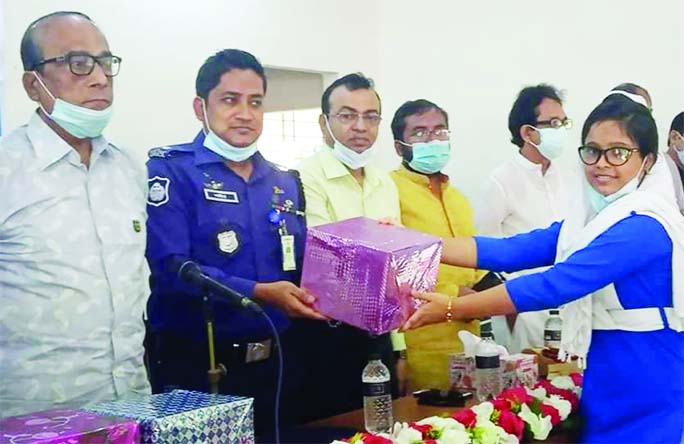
[325,116,376,169]
[32,71,112,139]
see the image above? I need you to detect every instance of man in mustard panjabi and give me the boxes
[390,99,485,390]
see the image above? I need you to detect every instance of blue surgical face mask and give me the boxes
[201,99,257,162]
[32,72,112,139]
[527,126,567,160]
[324,116,376,170]
[585,158,647,213]
[400,139,451,174]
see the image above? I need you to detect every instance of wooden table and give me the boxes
[307,396,475,430]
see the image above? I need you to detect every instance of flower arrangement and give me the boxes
[335,373,582,444]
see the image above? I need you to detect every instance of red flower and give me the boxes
[452,408,477,428]
[363,433,393,444]
[540,403,561,426]
[569,372,583,387]
[424,440,438,444]
[491,398,512,412]
[534,379,555,393]
[499,387,533,406]
[409,423,433,439]
[497,409,525,440]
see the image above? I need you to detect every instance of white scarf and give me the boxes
[555,157,684,368]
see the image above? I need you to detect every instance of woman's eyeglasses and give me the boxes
[578,145,640,166]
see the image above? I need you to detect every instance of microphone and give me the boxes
[178,261,263,313]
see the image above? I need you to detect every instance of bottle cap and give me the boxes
[369,353,382,361]
[479,317,494,338]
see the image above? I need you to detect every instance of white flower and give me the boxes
[550,375,575,391]
[470,420,518,444]
[471,401,494,423]
[526,386,546,401]
[417,416,467,432]
[471,420,500,444]
[394,425,423,444]
[545,395,572,421]
[518,404,552,440]
[437,428,472,444]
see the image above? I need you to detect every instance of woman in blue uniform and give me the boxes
[404,96,684,443]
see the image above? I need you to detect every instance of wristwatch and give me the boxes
[394,350,407,360]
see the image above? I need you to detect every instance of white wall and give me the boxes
[2,0,682,201]
[1,0,380,151]
[372,0,684,200]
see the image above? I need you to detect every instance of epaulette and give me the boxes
[147,144,193,159]
[147,146,172,159]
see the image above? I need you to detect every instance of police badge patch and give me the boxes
[147,176,170,207]
[217,230,240,255]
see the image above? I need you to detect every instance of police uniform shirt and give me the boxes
[145,132,306,342]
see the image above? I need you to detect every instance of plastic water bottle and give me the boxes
[475,319,502,401]
[362,354,393,433]
[544,309,563,350]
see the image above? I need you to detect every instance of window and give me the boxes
[259,108,324,168]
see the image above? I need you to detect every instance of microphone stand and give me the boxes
[202,290,227,394]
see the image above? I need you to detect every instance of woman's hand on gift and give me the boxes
[401,291,452,330]
[254,281,327,320]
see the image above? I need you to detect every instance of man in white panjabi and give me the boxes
[476,84,575,352]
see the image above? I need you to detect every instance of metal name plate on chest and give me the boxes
[204,189,239,203]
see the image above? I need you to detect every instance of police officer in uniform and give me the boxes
[145,49,324,436]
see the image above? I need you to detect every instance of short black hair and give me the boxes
[195,49,267,99]
[582,95,658,160]
[20,11,93,71]
[321,73,381,115]
[669,112,684,135]
[611,82,651,108]
[391,99,449,141]
[508,84,563,148]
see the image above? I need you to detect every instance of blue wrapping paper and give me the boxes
[84,390,254,444]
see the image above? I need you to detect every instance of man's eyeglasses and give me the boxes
[578,145,640,166]
[330,111,382,126]
[32,52,122,77]
[408,128,451,142]
[536,117,573,129]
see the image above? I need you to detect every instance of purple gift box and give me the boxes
[0,409,140,444]
[301,216,442,335]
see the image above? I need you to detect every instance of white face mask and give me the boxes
[585,158,648,213]
[324,116,376,169]
[32,72,112,139]
[201,99,257,162]
[527,126,568,160]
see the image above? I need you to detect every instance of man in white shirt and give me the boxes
[0,11,150,416]
[476,84,574,352]
[665,112,684,214]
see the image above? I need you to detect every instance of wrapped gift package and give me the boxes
[301,216,442,335]
[84,390,254,444]
[448,353,476,390]
[502,353,539,389]
[522,347,580,378]
[0,408,140,444]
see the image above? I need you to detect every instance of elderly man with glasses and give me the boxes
[389,99,487,392]
[0,11,150,416]
[294,73,406,420]
[475,84,576,353]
